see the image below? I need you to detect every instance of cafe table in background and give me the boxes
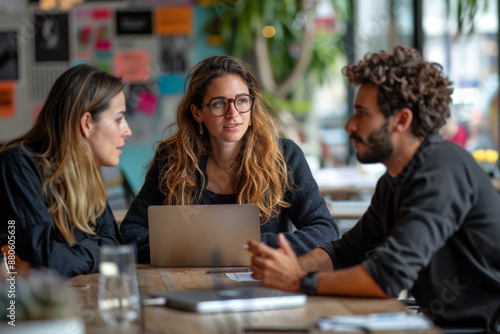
[312,165,500,197]
[68,266,444,334]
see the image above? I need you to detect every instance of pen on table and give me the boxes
[206,269,252,273]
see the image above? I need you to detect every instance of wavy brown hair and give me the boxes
[342,45,454,137]
[154,55,291,224]
[1,64,124,245]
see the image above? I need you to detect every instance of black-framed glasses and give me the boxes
[199,94,255,117]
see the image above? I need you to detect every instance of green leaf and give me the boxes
[234,0,247,16]
[284,0,297,16]
[331,0,351,22]
[273,20,285,41]
[482,0,488,12]
[263,0,275,24]
[469,2,477,20]
[458,0,464,32]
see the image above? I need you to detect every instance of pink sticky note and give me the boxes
[136,90,158,116]
[92,9,112,20]
[114,50,150,82]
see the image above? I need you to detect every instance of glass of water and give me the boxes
[98,245,141,327]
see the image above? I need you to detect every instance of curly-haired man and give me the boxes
[246,46,500,332]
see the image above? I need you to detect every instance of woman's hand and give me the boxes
[246,233,307,292]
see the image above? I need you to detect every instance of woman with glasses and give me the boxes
[0,64,132,277]
[120,55,339,263]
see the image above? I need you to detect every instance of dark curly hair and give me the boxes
[342,46,454,138]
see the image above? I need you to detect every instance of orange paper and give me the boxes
[154,6,192,35]
[114,50,150,82]
[0,81,15,118]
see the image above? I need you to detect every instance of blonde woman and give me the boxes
[121,55,338,263]
[0,64,132,277]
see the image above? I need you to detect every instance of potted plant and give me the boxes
[0,269,84,334]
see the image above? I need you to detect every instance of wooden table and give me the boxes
[68,266,443,334]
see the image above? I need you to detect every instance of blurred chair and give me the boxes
[101,167,135,210]
[101,167,135,226]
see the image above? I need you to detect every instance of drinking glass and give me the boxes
[98,245,141,327]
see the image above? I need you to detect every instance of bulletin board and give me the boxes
[0,2,224,192]
[0,2,198,142]
[0,17,28,141]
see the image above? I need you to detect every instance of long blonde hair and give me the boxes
[1,64,124,245]
[155,55,291,224]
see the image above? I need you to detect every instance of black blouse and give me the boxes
[200,189,237,205]
[0,143,122,278]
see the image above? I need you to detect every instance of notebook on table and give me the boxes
[148,204,260,267]
[152,286,307,313]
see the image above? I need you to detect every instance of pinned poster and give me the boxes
[116,11,152,35]
[74,8,93,59]
[154,6,193,35]
[0,31,18,80]
[34,13,70,62]
[0,81,15,118]
[114,50,150,82]
[93,8,113,52]
[73,8,113,60]
[160,36,192,72]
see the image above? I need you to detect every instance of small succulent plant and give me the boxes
[0,269,79,322]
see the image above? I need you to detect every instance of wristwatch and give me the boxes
[299,271,318,295]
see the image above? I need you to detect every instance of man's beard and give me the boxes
[354,119,393,164]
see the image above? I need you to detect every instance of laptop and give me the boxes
[148,204,260,267]
[152,286,307,313]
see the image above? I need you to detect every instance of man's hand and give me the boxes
[246,233,307,292]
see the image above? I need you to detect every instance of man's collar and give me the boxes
[389,133,442,184]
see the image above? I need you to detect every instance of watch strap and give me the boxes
[299,271,318,296]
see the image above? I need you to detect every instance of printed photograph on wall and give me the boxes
[34,13,70,62]
[116,11,152,35]
[0,31,18,80]
[160,36,192,73]
[73,8,113,60]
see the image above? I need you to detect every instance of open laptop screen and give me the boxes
[148,204,260,267]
